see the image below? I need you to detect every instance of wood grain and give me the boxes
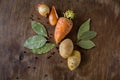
[0,0,120,80]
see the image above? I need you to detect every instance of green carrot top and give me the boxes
[63,10,75,20]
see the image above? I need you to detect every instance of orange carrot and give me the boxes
[54,10,75,43]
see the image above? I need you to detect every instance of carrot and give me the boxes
[54,10,75,44]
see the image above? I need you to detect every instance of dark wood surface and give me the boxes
[0,0,120,80]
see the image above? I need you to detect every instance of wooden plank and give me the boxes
[0,0,120,80]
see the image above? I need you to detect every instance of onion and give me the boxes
[49,6,58,26]
[38,4,50,17]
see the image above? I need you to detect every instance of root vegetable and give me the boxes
[54,10,75,43]
[68,50,81,71]
[59,39,74,59]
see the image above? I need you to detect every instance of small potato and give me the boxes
[59,39,73,59]
[68,50,81,71]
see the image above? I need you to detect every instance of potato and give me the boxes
[59,38,74,59]
[68,50,81,71]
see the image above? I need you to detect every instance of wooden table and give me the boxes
[0,0,120,80]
